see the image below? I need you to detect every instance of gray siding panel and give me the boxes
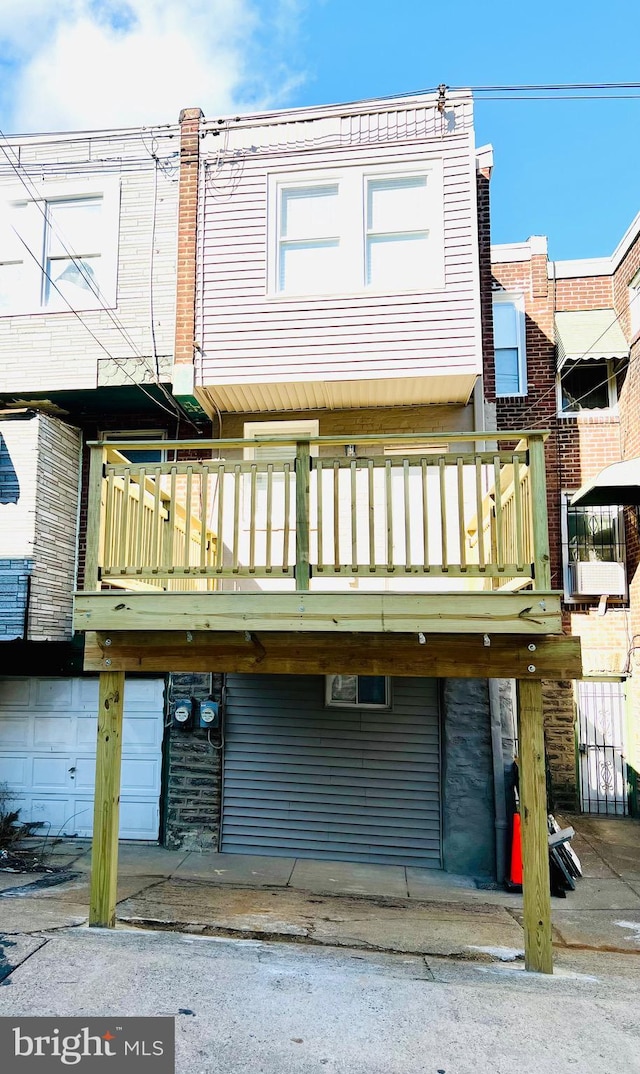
[221,675,441,867]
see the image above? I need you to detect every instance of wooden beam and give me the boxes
[74,590,564,636]
[89,671,125,928]
[84,630,582,680]
[517,678,553,974]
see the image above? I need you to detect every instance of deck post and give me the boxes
[295,440,311,591]
[517,677,553,973]
[528,435,552,590]
[84,446,107,591]
[89,671,125,928]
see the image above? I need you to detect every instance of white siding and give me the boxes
[0,130,179,394]
[197,94,481,402]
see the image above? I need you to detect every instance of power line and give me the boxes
[507,289,640,428]
[0,129,199,429]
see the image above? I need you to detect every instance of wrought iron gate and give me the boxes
[577,680,628,815]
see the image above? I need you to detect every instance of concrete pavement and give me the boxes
[2,814,640,961]
[2,927,640,1074]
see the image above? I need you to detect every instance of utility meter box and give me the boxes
[199,699,220,730]
[172,697,195,730]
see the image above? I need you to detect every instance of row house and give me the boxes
[490,222,640,820]
[0,92,580,974]
[0,122,186,839]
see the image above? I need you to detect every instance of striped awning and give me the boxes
[556,310,628,368]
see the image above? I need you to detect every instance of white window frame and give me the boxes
[325,674,392,710]
[629,268,640,340]
[556,358,618,417]
[492,291,527,397]
[102,429,167,463]
[0,178,120,317]
[243,419,320,459]
[267,161,445,299]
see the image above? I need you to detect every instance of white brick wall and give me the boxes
[0,129,179,394]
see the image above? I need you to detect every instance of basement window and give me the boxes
[325,675,391,709]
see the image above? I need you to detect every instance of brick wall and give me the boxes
[542,679,577,810]
[489,245,631,809]
[174,108,203,370]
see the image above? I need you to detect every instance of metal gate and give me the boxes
[577,679,628,815]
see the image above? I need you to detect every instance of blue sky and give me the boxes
[0,0,637,260]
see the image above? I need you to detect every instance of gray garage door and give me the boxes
[221,675,441,867]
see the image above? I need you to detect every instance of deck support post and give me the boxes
[517,677,553,973]
[89,671,125,928]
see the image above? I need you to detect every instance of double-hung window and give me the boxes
[493,293,527,396]
[0,180,119,316]
[270,163,444,297]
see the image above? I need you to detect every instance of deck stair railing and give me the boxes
[83,433,551,594]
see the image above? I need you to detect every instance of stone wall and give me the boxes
[542,679,578,811]
[163,672,223,851]
[441,678,496,878]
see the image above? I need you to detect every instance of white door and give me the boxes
[0,677,164,840]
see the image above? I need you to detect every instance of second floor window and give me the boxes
[493,293,527,396]
[559,359,617,414]
[271,164,444,297]
[0,181,118,316]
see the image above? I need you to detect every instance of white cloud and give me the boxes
[0,0,307,132]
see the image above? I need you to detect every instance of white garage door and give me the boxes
[0,677,164,840]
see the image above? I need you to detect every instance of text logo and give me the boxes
[0,1018,174,1072]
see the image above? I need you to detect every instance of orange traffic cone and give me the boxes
[510,812,523,887]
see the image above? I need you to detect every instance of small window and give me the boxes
[559,359,616,414]
[325,675,391,709]
[629,269,640,339]
[493,294,527,396]
[45,197,105,309]
[0,179,119,316]
[104,429,166,464]
[562,496,627,599]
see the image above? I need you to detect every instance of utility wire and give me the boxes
[9,226,181,421]
[0,129,199,428]
[507,288,640,427]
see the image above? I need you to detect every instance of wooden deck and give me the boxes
[75,430,562,636]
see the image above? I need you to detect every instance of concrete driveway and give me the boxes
[2,814,640,963]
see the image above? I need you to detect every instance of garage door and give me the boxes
[0,677,164,840]
[221,675,441,867]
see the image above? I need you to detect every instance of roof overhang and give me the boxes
[571,458,640,507]
[555,310,628,369]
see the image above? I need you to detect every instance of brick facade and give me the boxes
[491,232,639,814]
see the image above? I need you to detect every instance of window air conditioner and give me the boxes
[568,560,627,597]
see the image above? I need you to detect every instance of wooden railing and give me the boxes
[82,433,551,594]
